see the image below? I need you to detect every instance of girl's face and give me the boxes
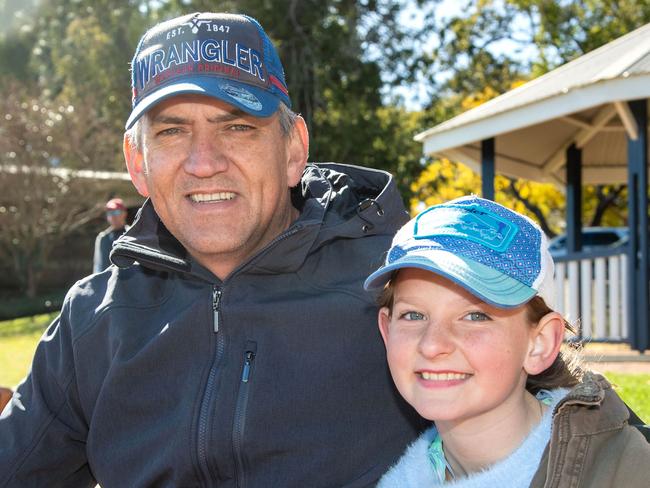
[379,268,539,427]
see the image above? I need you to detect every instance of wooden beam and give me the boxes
[560,115,592,130]
[614,101,639,140]
[542,104,617,174]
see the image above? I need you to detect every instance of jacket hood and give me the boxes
[111,162,408,279]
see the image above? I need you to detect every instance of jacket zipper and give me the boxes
[196,285,226,485]
[197,228,300,483]
[233,341,257,487]
[212,287,222,333]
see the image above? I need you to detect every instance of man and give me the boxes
[92,198,129,273]
[0,13,424,487]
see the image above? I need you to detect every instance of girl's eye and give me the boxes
[399,311,426,321]
[463,312,491,322]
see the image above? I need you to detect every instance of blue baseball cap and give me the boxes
[364,196,555,308]
[125,12,291,129]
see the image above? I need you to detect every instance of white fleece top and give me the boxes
[377,388,569,488]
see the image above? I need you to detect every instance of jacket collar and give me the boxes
[110,163,405,281]
[554,371,629,434]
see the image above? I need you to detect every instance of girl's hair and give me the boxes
[377,277,583,394]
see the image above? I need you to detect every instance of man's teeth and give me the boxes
[420,372,469,381]
[190,192,235,203]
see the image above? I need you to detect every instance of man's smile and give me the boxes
[189,192,236,203]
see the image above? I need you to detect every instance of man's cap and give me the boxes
[105,198,126,211]
[364,195,555,309]
[125,12,291,129]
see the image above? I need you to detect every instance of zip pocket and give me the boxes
[233,341,257,487]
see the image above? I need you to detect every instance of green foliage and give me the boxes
[24,0,149,170]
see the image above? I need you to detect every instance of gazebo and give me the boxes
[415,23,650,352]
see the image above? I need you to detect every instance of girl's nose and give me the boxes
[417,321,456,359]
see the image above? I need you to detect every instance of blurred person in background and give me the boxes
[92,197,128,273]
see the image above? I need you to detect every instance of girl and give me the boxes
[365,195,650,487]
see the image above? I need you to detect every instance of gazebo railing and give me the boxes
[554,247,628,342]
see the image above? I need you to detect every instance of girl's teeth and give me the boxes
[420,372,469,381]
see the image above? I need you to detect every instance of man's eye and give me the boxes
[463,312,491,322]
[156,127,182,136]
[399,311,425,321]
[229,124,253,131]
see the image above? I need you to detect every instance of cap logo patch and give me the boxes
[221,84,263,111]
[414,204,518,253]
[134,37,265,96]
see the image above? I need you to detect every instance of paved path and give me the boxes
[581,343,650,374]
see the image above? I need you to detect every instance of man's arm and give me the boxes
[0,309,95,487]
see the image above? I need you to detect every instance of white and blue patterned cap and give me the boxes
[364,195,555,309]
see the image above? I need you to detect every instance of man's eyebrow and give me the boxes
[151,110,250,125]
[206,110,249,123]
[151,115,188,125]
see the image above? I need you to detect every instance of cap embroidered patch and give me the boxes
[414,203,518,253]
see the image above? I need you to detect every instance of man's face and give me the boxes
[106,209,127,230]
[124,95,308,279]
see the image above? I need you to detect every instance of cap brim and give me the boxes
[125,77,282,129]
[364,249,536,308]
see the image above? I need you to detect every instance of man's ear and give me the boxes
[123,134,150,198]
[378,307,391,347]
[286,115,309,188]
[524,311,565,375]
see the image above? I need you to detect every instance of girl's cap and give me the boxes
[364,195,555,309]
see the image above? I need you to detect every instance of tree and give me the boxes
[24,0,150,170]
[0,79,130,297]
[409,0,650,226]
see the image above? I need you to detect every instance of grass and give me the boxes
[604,372,650,421]
[0,313,57,387]
[1,315,649,423]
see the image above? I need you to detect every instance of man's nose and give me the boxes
[184,131,229,177]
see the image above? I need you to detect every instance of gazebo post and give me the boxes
[627,99,649,352]
[565,144,583,254]
[481,138,495,200]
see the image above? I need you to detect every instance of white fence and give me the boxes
[554,250,628,341]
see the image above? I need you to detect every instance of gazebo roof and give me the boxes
[415,22,650,185]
